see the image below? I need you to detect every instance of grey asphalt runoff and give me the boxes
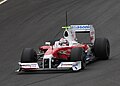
[0,0,120,86]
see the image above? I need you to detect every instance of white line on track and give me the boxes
[0,0,7,5]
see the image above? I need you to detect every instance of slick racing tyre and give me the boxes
[94,38,110,60]
[21,48,37,63]
[70,47,86,69]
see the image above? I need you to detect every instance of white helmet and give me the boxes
[59,38,69,46]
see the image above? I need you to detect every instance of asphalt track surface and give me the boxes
[0,0,120,86]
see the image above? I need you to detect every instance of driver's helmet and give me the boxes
[59,38,69,46]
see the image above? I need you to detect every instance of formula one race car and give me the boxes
[16,25,110,73]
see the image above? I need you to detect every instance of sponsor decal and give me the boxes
[61,64,72,66]
[22,65,31,68]
[72,61,81,71]
[72,63,78,67]
[31,64,37,67]
[59,50,67,54]
[90,31,95,35]
[58,62,74,68]
[71,25,90,29]
[20,63,39,69]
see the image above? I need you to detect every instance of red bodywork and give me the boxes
[39,44,88,60]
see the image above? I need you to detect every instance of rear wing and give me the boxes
[70,25,95,44]
[71,25,93,32]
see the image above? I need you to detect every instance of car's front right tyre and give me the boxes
[21,48,37,63]
[70,47,86,70]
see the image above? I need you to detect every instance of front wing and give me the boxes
[16,61,82,72]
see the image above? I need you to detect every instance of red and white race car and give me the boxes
[16,25,110,72]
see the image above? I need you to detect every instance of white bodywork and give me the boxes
[17,25,95,72]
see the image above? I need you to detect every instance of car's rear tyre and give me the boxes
[94,38,110,60]
[70,47,86,69]
[21,48,37,63]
